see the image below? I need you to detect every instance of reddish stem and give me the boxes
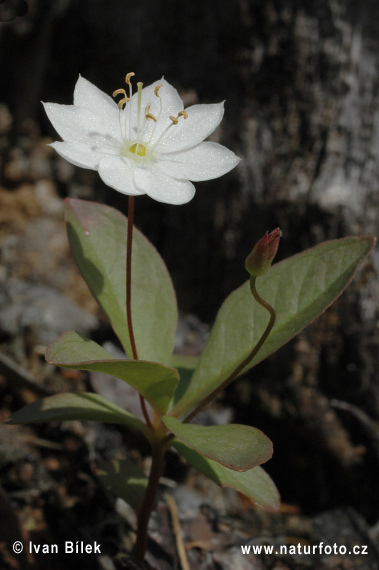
[126,196,153,430]
[133,441,165,562]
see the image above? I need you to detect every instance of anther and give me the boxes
[113,88,127,98]
[146,113,157,122]
[178,111,188,119]
[125,72,135,85]
[154,84,163,97]
[169,115,179,125]
[118,98,129,109]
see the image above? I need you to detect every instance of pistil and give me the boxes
[125,72,135,141]
[129,142,146,156]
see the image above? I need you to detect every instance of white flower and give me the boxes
[43,74,240,205]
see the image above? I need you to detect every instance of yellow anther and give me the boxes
[125,72,135,84]
[118,98,129,109]
[154,84,163,97]
[169,115,179,125]
[112,88,127,98]
[178,110,188,119]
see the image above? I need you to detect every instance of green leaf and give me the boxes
[162,417,272,471]
[46,331,179,416]
[6,392,150,437]
[168,367,194,409]
[170,354,199,370]
[173,440,280,512]
[171,237,375,418]
[95,458,147,512]
[65,198,178,364]
[167,356,198,411]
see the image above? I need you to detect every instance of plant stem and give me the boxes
[126,196,137,360]
[134,441,166,562]
[179,277,276,426]
[126,196,152,430]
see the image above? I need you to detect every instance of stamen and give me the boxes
[113,87,130,139]
[117,97,129,109]
[154,84,163,97]
[145,88,162,147]
[113,88,127,98]
[151,106,189,150]
[125,72,135,85]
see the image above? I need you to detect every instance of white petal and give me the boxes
[74,75,118,113]
[98,156,145,195]
[49,141,104,169]
[126,78,184,144]
[156,103,225,153]
[73,75,120,135]
[134,167,195,205]
[43,103,122,146]
[157,141,240,181]
[139,78,183,121]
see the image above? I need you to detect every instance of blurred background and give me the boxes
[1,1,379,568]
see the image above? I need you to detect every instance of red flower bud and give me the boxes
[245,228,282,277]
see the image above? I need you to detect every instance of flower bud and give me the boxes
[245,228,282,277]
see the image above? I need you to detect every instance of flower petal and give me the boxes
[73,75,120,135]
[43,103,122,145]
[98,156,145,196]
[49,141,104,169]
[134,167,195,205]
[74,75,116,110]
[156,103,225,153]
[157,141,240,181]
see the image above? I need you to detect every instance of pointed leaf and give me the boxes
[171,237,375,417]
[173,440,280,511]
[46,331,179,415]
[6,392,150,437]
[95,458,147,512]
[65,198,178,364]
[162,416,272,471]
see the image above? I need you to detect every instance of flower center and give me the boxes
[112,73,189,161]
[129,143,146,156]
